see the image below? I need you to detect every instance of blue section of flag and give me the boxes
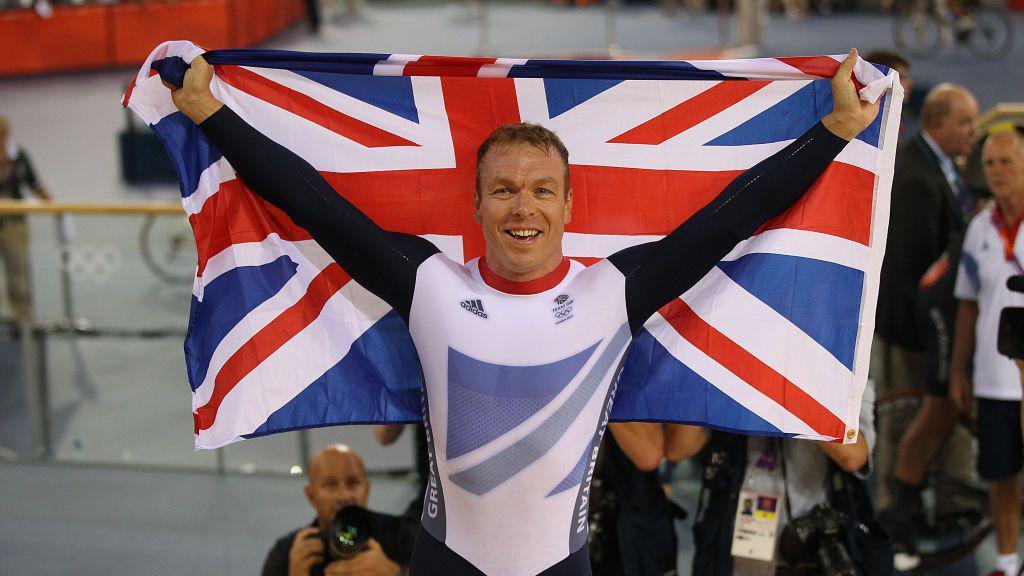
[150,111,222,199]
[717,253,863,369]
[151,56,189,89]
[612,330,784,436]
[706,82,883,148]
[184,256,298,391]
[293,71,420,123]
[870,64,893,76]
[246,311,425,437]
[204,49,390,76]
[543,78,622,118]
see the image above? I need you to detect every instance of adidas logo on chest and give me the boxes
[460,298,488,319]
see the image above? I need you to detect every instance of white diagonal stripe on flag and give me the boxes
[212,74,456,173]
[562,233,662,259]
[373,54,421,76]
[199,281,391,448]
[183,157,236,217]
[643,313,820,436]
[682,267,853,416]
[722,228,870,271]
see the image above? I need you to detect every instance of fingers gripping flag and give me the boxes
[125,41,901,449]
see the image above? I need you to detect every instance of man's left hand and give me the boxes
[322,539,402,576]
[822,48,882,141]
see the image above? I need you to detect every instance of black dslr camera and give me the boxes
[319,506,373,561]
[779,504,857,576]
[998,275,1024,360]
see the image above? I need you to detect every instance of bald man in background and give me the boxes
[262,444,418,576]
[874,84,981,545]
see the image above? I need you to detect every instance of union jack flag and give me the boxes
[125,41,901,449]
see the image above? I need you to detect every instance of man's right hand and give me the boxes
[949,370,974,416]
[288,527,324,576]
[163,55,223,125]
[821,48,881,141]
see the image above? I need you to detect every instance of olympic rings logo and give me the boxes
[55,244,123,283]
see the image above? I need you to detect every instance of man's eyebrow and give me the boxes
[531,176,558,186]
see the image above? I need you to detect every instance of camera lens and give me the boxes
[327,506,373,560]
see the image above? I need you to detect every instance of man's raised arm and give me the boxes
[169,57,439,322]
[610,49,881,334]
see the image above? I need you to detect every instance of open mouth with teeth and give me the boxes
[506,229,542,241]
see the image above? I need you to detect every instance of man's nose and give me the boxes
[511,191,536,215]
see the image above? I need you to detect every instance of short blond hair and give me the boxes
[475,123,569,194]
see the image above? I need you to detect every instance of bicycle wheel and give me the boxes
[897,479,992,574]
[139,214,197,284]
[967,9,1014,60]
[894,2,945,59]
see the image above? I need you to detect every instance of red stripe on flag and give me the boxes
[660,299,847,439]
[571,257,602,267]
[777,56,864,91]
[193,263,351,434]
[568,166,740,234]
[403,56,498,77]
[121,79,136,109]
[215,65,419,148]
[777,56,840,78]
[757,162,874,246]
[121,69,160,109]
[608,81,769,145]
[191,180,314,276]
[192,159,872,279]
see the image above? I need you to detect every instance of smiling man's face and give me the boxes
[475,142,572,282]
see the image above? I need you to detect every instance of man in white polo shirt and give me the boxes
[951,126,1024,576]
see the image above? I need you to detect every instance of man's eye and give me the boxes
[536,188,553,196]
[493,188,511,195]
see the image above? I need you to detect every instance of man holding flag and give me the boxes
[164,51,878,575]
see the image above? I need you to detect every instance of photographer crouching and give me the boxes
[262,444,418,576]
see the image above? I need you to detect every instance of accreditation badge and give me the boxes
[730,489,783,562]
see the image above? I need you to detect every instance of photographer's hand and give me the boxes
[323,539,401,576]
[288,527,325,576]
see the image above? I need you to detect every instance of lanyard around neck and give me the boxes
[991,208,1024,275]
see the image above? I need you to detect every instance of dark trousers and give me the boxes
[604,435,678,576]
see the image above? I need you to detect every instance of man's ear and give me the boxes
[564,187,573,225]
[304,484,314,506]
[474,191,483,225]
